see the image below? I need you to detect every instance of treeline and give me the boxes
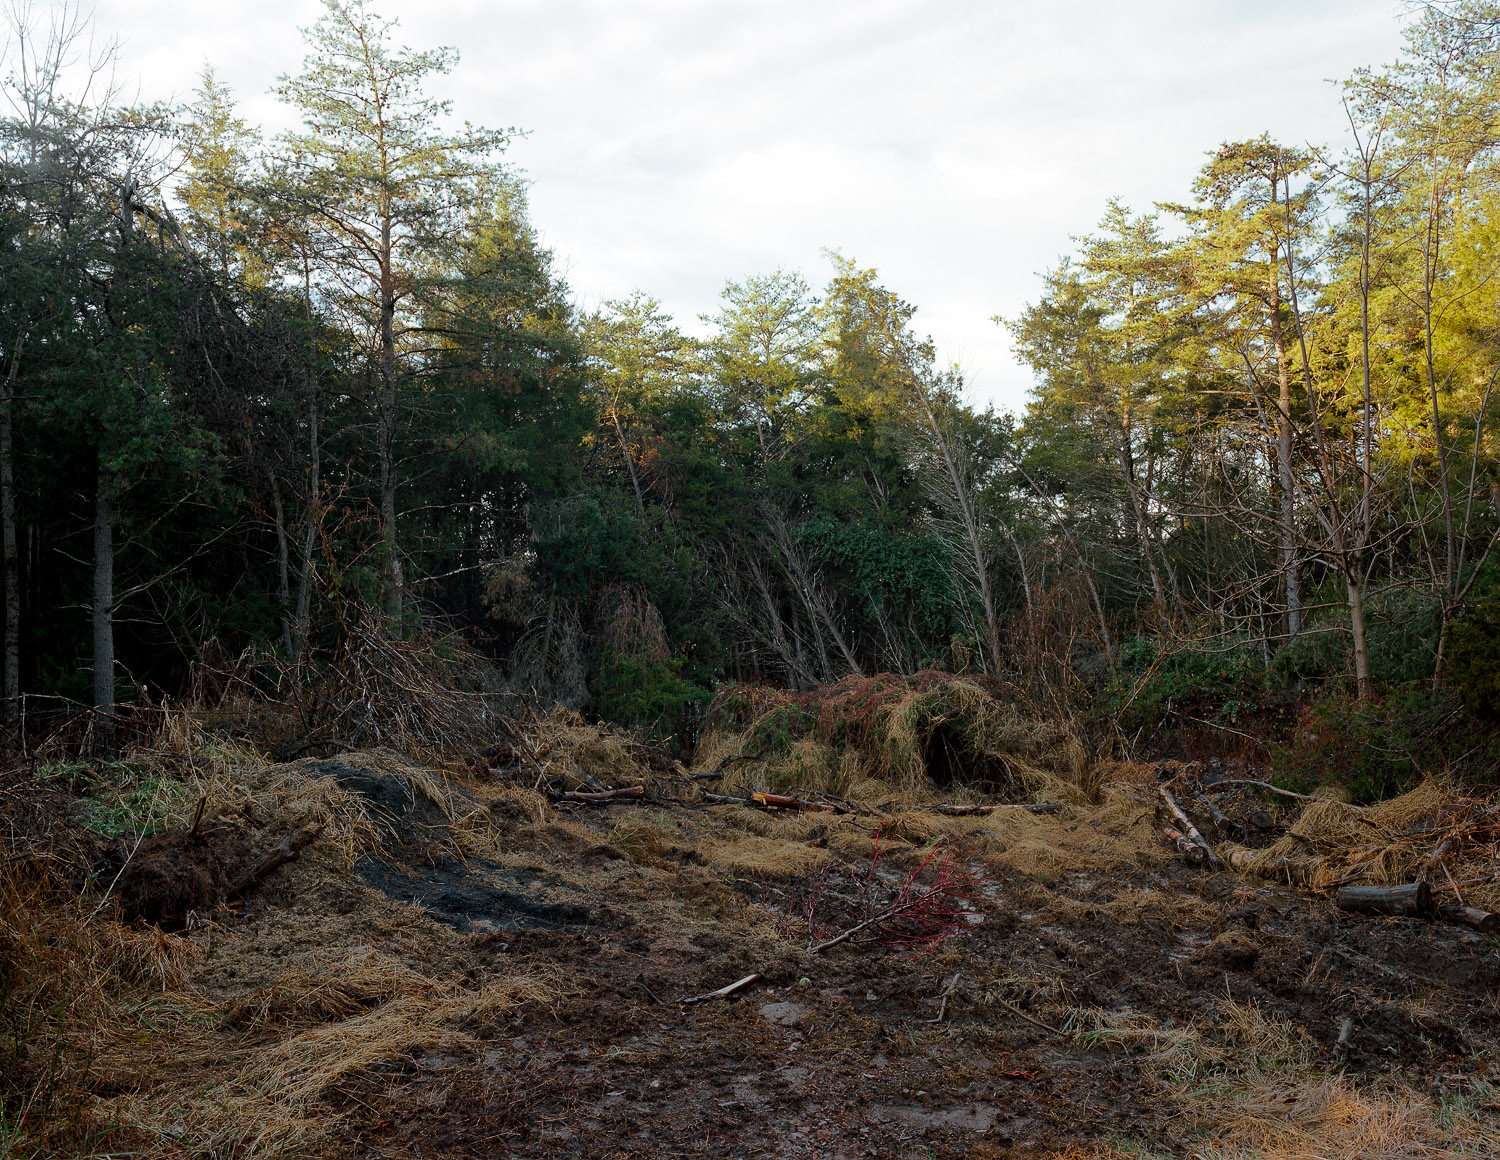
[1,0,1498,762]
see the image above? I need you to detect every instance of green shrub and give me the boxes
[1448,601,1500,720]
[1102,637,1263,734]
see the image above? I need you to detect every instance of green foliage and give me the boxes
[800,515,957,638]
[1449,601,1500,720]
[1102,637,1263,733]
[1270,690,1478,803]
[593,653,709,747]
[78,769,192,839]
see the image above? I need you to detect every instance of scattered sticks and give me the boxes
[932,803,1060,816]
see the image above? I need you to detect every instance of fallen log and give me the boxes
[1336,882,1433,918]
[229,824,323,895]
[554,785,645,804]
[1439,903,1500,934]
[1160,786,1223,868]
[700,791,751,806]
[677,973,761,1005]
[1195,795,1232,832]
[932,803,1060,816]
[1162,825,1205,866]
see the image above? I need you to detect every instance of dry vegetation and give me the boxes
[0,673,1496,1158]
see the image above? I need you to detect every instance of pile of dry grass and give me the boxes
[0,714,576,1157]
[697,671,1093,804]
[1223,778,1500,911]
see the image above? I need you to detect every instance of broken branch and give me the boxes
[229,824,323,895]
[677,973,761,1005]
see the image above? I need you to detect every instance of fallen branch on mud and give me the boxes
[1201,779,1321,803]
[229,824,324,895]
[677,973,761,1005]
[933,802,1060,816]
[808,856,975,954]
[995,996,1061,1035]
[552,786,645,804]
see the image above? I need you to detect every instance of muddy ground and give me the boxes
[83,747,1499,1160]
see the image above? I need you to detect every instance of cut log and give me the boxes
[228,824,323,895]
[1336,882,1433,918]
[1160,786,1223,869]
[751,791,840,813]
[1439,904,1500,934]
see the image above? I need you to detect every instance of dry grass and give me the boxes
[697,671,1095,803]
[1219,776,1500,911]
[1057,1002,1500,1160]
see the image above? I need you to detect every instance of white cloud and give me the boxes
[88,0,1406,412]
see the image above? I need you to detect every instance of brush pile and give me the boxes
[693,670,1093,805]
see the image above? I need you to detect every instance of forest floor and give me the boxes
[6,711,1500,1159]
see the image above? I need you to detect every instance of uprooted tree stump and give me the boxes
[114,821,322,930]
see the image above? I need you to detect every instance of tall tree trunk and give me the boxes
[270,469,292,653]
[378,236,403,627]
[913,390,1003,677]
[1270,269,1301,638]
[1,333,22,723]
[610,405,646,520]
[293,263,321,664]
[92,475,116,755]
[1347,576,1372,700]
[1423,182,1455,682]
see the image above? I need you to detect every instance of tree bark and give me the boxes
[378,218,403,627]
[92,474,116,755]
[1,333,23,723]
[269,469,292,653]
[293,263,321,665]
[1268,211,1301,639]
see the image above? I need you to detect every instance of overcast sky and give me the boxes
[84,0,1410,413]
